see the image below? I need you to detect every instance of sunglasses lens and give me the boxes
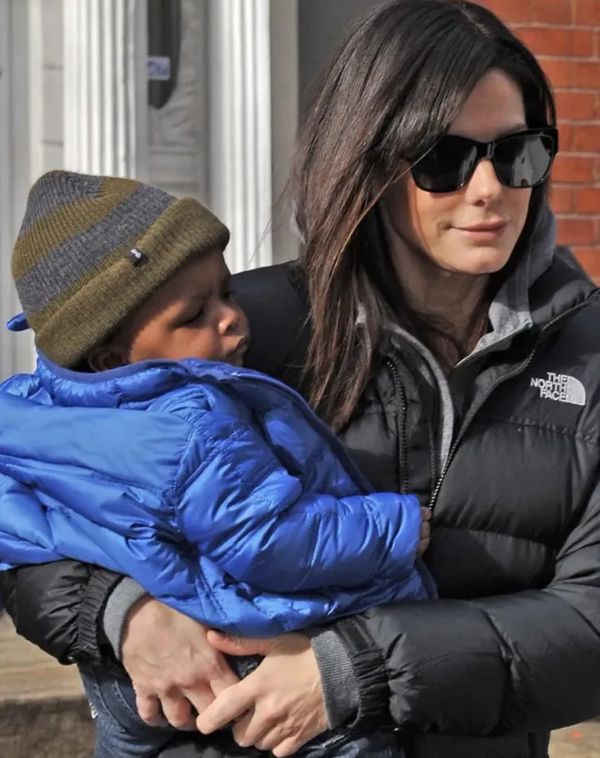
[412,136,479,192]
[411,131,556,193]
[494,133,554,188]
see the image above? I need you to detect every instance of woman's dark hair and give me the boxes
[292,0,556,429]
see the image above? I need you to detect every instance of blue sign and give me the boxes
[147,56,171,81]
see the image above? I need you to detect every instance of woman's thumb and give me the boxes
[206,629,272,656]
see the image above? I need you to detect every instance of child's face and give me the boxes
[118,250,249,366]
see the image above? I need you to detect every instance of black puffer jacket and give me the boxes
[2,239,600,758]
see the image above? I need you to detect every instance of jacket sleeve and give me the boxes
[0,561,123,666]
[177,411,423,594]
[327,478,600,735]
[0,473,126,666]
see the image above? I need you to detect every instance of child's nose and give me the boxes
[219,303,242,335]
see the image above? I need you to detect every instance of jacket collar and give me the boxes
[464,207,596,363]
[34,355,247,408]
[472,207,555,355]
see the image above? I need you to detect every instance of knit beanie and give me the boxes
[10,170,230,367]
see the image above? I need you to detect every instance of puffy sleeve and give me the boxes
[176,409,424,595]
[329,475,600,734]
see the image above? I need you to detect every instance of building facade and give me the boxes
[480,0,600,280]
[0,0,598,378]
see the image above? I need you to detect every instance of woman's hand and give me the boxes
[196,632,328,757]
[121,597,239,730]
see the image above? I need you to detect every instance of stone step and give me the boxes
[549,720,600,758]
[0,614,94,757]
[0,697,94,758]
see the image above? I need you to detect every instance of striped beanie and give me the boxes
[10,171,229,367]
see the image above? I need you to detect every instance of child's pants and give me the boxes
[79,661,405,758]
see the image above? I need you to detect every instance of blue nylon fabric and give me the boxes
[0,355,430,635]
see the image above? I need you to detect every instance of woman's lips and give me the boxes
[454,220,507,242]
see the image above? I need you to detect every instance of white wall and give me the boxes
[29,0,64,177]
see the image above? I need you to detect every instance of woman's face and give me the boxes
[382,69,533,276]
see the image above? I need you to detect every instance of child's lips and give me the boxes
[230,336,249,359]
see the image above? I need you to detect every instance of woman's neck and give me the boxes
[387,233,491,360]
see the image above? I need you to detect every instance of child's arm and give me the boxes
[176,412,422,594]
[0,475,68,567]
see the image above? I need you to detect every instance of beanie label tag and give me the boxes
[129,248,149,267]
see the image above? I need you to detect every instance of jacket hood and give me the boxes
[463,207,596,360]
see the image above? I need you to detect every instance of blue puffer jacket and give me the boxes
[0,355,429,635]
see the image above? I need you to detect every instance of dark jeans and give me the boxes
[79,662,405,758]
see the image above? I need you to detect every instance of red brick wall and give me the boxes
[478,0,600,281]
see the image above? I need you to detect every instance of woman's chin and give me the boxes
[435,244,514,276]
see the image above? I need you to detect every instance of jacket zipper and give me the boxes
[429,299,593,512]
[386,358,409,494]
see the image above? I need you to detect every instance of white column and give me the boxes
[62,0,148,178]
[208,0,273,272]
[0,0,15,378]
[0,0,35,378]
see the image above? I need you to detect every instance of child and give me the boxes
[0,171,432,757]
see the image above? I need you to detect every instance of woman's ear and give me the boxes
[85,343,129,372]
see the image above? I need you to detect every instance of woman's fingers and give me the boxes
[183,683,218,717]
[206,630,273,658]
[120,598,239,727]
[200,633,327,752]
[231,701,311,752]
[272,734,315,758]
[242,713,322,756]
[135,680,216,730]
[160,691,197,731]
[135,691,167,727]
[248,721,297,753]
[196,678,255,734]
[228,709,264,747]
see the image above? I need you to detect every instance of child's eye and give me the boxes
[182,308,204,325]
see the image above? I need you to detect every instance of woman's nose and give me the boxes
[464,158,503,204]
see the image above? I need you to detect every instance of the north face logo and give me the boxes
[530,372,586,406]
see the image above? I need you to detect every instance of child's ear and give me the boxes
[85,343,129,372]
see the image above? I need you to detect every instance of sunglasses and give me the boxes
[411,127,559,193]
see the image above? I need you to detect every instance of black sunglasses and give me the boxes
[411,127,559,193]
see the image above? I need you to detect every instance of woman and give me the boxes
[2,1,600,757]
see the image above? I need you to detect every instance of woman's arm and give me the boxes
[197,482,600,752]
[0,561,240,731]
[120,596,239,730]
[198,632,329,757]
[0,560,122,665]
[337,479,600,736]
